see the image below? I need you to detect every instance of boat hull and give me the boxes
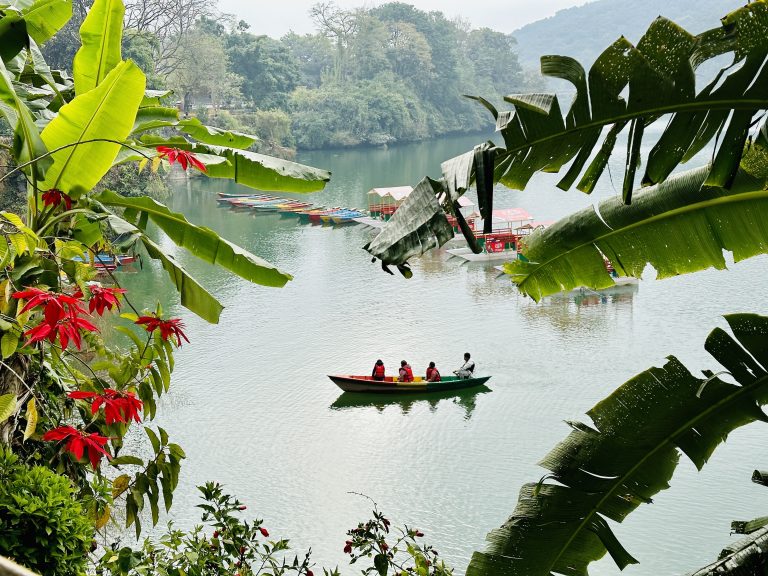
[328,374,491,393]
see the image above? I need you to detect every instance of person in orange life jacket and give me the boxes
[399,360,414,382]
[426,361,441,382]
[371,359,386,381]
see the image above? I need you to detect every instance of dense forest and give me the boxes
[40,1,540,151]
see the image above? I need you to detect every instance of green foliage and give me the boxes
[0,448,94,576]
[226,32,301,109]
[99,483,455,576]
[467,313,768,575]
[100,482,317,576]
[290,77,429,149]
[365,0,768,272]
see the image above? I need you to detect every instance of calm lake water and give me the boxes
[118,133,768,575]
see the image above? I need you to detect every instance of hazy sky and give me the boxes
[218,0,590,37]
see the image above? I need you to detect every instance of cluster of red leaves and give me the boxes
[135,314,189,346]
[41,188,73,210]
[13,285,129,350]
[69,389,143,424]
[156,146,207,172]
[74,284,127,315]
[42,425,110,469]
[13,288,97,350]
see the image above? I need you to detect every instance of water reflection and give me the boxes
[330,385,491,419]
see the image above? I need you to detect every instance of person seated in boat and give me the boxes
[454,352,475,379]
[371,359,386,381]
[426,361,441,382]
[398,360,414,382]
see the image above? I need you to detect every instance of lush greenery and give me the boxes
[41,1,539,151]
[0,0,325,570]
[100,483,453,576]
[0,448,94,575]
[363,1,768,574]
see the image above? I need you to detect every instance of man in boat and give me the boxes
[371,359,386,381]
[399,360,414,382]
[426,362,441,382]
[454,353,475,379]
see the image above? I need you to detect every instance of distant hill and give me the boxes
[513,0,745,71]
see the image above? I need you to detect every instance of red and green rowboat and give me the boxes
[327,374,491,393]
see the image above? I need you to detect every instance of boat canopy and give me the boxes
[368,186,474,208]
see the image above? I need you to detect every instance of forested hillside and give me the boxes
[513,0,744,69]
[40,1,537,151]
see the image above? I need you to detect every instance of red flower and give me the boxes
[380,541,388,551]
[43,426,111,468]
[415,530,424,538]
[13,287,86,325]
[156,146,207,172]
[24,313,98,350]
[343,540,353,554]
[306,570,314,576]
[259,527,269,537]
[41,189,73,210]
[135,314,189,346]
[68,389,143,424]
[76,285,127,316]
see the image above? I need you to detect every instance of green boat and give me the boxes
[327,374,491,393]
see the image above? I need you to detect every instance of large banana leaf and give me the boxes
[107,215,223,323]
[95,190,293,289]
[468,314,768,576]
[39,59,145,194]
[12,0,72,45]
[0,57,49,180]
[363,1,768,270]
[72,0,124,95]
[198,144,331,193]
[505,143,768,301]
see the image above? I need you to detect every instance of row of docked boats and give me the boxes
[216,192,368,225]
[72,253,139,273]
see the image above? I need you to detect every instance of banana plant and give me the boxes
[0,0,330,323]
[467,314,768,575]
[364,1,768,272]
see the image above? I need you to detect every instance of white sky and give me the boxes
[217,0,591,37]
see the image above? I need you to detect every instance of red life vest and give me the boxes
[373,363,385,378]
[401,365,414,382]
[427,368,441,382]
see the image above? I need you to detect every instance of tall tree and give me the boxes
[282,32,334,88]
[226,33,300,109]
[123,0,213,74]
[169,29,231,113]
[310,1,357,83]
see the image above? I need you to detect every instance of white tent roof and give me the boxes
[368,186,474,208]
[368,186,414,202]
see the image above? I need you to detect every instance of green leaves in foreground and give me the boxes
[506,142,768,301]
[97,190,293,323]
[468,313,768,576]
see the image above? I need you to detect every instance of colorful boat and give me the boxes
[330,210,366,224]
[298,207,338,223]
[327,374,491,393]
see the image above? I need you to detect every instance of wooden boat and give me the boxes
[327,374,491,393]
[330,210,366,224]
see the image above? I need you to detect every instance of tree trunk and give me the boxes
[0,356,30,446]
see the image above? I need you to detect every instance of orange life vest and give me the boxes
[401,365,414,382]
[373,363,385,378]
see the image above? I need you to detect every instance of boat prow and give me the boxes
[328,374,491,393]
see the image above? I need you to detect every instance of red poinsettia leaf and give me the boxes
[67,435,86,461]
[42,425,78,441]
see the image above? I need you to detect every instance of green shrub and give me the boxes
[0,448,94,576]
